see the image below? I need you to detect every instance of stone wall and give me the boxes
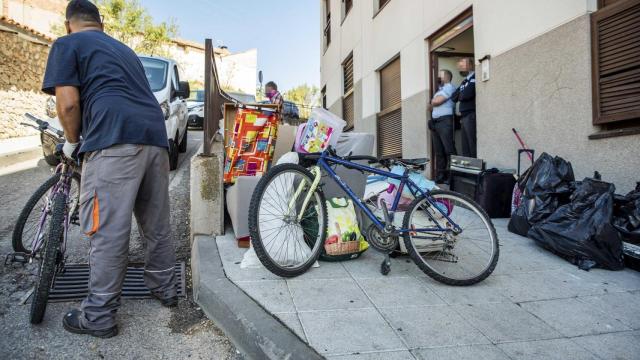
[0,29,50,139]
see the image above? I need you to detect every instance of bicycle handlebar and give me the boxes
[23,113,65,138]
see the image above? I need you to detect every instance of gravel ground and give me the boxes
[0,131,238,359]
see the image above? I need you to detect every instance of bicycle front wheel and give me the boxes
[248,163,327,277]
[30,192,65,324]
[12,173,80,254]
[403,190,499,286]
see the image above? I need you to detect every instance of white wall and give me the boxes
[321,0,595,110]
[474,0,597,60]
[216,49,258,96]
[166,45,257,96]
[8,0,63,36]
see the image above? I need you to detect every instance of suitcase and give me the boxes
[476,171,517,218]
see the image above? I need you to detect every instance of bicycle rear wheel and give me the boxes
[12,173,80,254]
[248,164,327,277]
[30,192,65,324]
[402,190,499,286]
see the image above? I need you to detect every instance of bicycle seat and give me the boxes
[397,158,429,169]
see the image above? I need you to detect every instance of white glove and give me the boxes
[62,141,79,159]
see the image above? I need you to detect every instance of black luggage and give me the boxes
[476,171,517,218]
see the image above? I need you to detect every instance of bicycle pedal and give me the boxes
[4,252,30,265]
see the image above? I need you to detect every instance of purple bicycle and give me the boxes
[8,113,81,324]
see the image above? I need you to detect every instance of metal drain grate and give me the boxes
[48,262,186,302]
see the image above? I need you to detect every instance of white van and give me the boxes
[139,56,190,170]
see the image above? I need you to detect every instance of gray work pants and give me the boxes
[78,144,176,330]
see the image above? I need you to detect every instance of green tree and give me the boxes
[284,84,320,119]
[98,0,178,56]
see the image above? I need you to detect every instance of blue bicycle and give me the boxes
[248,147,499,285]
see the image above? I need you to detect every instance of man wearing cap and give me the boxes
[42,0,177,338]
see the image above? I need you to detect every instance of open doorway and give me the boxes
[427,9,474,178]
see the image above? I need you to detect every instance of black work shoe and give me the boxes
[62,309,118,338]
[152,293,179,308]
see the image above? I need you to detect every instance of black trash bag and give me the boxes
[508,153,575,236]
[613,182,640,245]
[527,178,624,271]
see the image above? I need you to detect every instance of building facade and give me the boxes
[320,0,639,192]
[0,0,66,37]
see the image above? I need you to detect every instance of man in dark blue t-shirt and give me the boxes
[42,0,177,338]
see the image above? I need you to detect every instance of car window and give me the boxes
[196,90,204,102]
[140,57,168,92]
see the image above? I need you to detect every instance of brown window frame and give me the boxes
[321,86,327,109]
[342,53,355,130]
[343,0,353,21]
[324,0,331,51]
[590,0,640,129]
[598,0,625,8]
[374,0,391,18]
[377,55,402,158]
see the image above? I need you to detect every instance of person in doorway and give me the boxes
[428,69,457,184]
[42,0,177,338]
[452,57,477,158]
[265,81,283,107]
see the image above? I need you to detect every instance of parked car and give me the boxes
[41,55,190,170]
[139,55,190,170]
[187,89,204,128]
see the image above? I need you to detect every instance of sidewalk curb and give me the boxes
[191,235,325,360]
[0,146,42,168]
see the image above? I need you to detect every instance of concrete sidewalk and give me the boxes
[0,135,41,168]
[211,219,640,359]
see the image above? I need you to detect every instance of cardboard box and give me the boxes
[226,175,262,240]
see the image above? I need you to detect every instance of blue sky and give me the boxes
[139,0,320,92]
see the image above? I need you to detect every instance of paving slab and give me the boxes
[380,305,490,348]
[577,291,640,330]
[421,275,511,305]
[357,276,445,308]
[572,330,640,360]
[519,298,631,337]
[327,350,416,359]
[453,302,562,343]
[497,338,599,360]
[342,251,420,279]
[497,270,615,303]
[299,308,405,356]
[274,312,307,342]
[288,278,373,311]
[235,280,296,313]
[413,344,510,360]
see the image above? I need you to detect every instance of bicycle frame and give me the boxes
[29,162,74,257]
[311,151,462,235]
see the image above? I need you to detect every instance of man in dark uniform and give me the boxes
[451,58,477,158]
[42,0,177,338]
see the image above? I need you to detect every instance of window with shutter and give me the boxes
[377,56,402,158]
[343,54,354,130]
[598,0,625,8]
[321,86,327,109]
[324,0,331,50]
[591,0,640,126]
